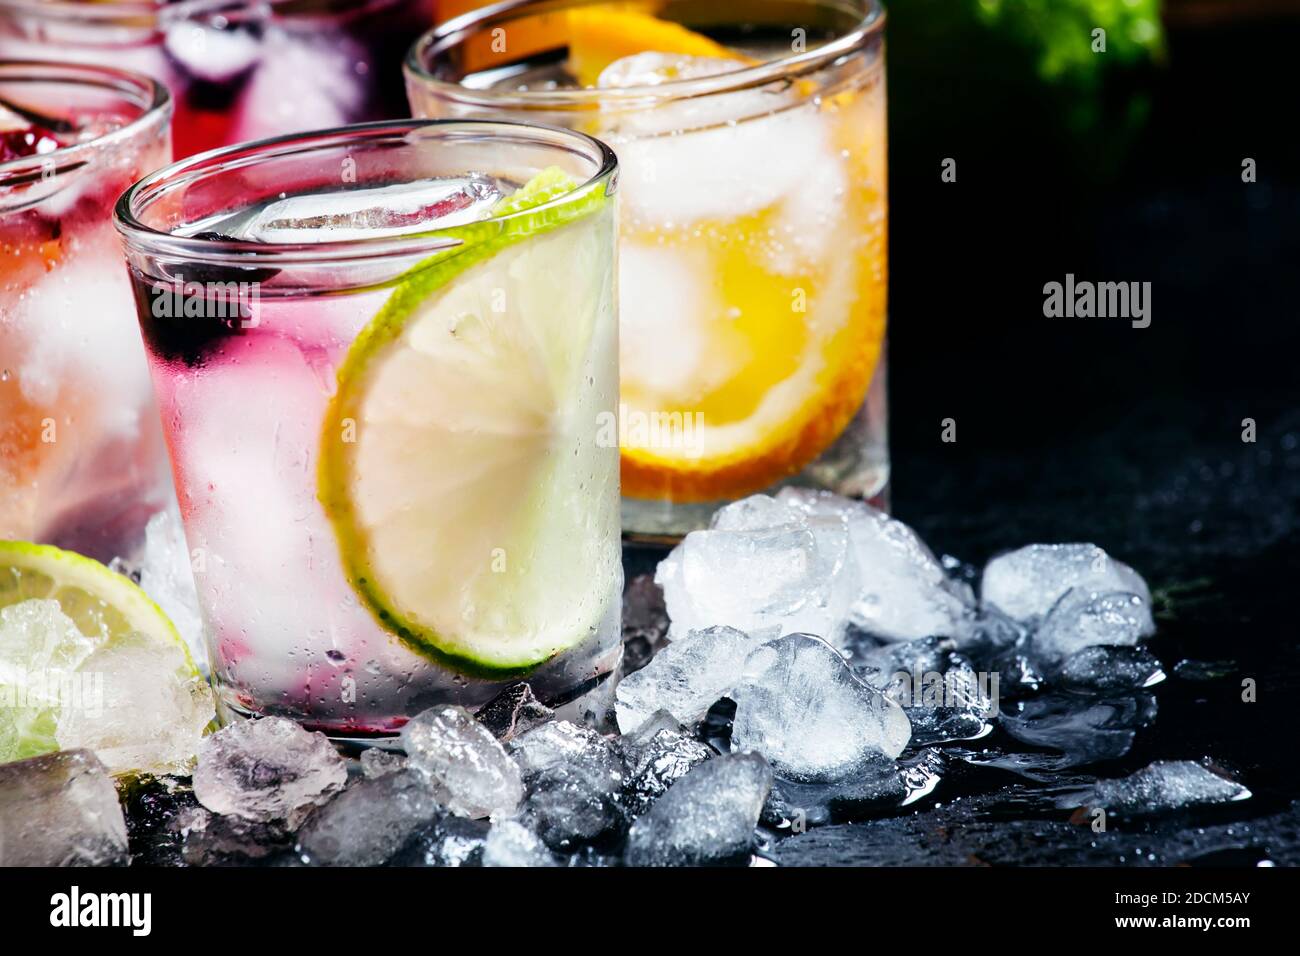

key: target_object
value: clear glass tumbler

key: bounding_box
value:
[115,120,622,739]
[0,61,173,563]
[406,0,889,540]
[0,0,433,158]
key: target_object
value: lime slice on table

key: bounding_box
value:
[0,540,203,765]
[319,168,620,676]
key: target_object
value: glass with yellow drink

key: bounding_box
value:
[408,0,889,539]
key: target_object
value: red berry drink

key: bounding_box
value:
[116,121,621,738]
[0,0,432,158]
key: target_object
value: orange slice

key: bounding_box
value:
[618,204,885,503]
[566,7,745,86]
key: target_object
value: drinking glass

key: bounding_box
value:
[0,0,433,158]
[115,119,621,738]
[0,61,172,562]
[407,0,888,539]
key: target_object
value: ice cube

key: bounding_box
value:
[621,727,715,818]
[520,758,626,852]
[296,769,443,866]
[1001,693,1157,771]
[731,633,911,782]
[55,632,215,776]
[134,505,208,673]
[597,52,744,89]
[506,720,627,850]
[388,815,489,867]
[482,820,557,867]
[0,749,128,866]
[623,752,772,867]
[606,71,821,226]
[180,808,293,866]
[1033,590,1152,665]
[401,705,524,819]
[854,637,994,744]
[980,543,1153,628]
[777,488,976,642]
[0,598,95,763]
[508,720,622,778]
[359,748,407,779]
[655,495,857,645]
[826,749,947,820]
[192,716,347,828]
[231,28,367,142]
[474,682,553,741]
[163,20,263,85]
[614,625,759,734]
[210,177,504,244]
[1056,645,1165,694]
[1086,761,1251,815]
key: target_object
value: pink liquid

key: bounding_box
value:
[0,105,173,560]
[0,0,433,158]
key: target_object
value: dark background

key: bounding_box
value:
[870,1,1300,856]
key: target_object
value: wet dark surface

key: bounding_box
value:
[765,10,1300,866]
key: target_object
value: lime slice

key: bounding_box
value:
[0,540,204,766]
[319,169,619,675]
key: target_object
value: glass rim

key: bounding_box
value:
[0,0,386,24]
[405,0,885,110]
[114,118,619,268]
[0,60,170,188]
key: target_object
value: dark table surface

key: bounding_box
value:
[756,8,1300,865]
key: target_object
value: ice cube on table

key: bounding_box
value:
[401,705,523,819]
[508,720,622,778]
[1086,761,1251,815]
[202,177,504,244]
[614,625,759,734]
[980,543,1153,628]
[623,752,772,867]
[621,728,715,818]
[853,637,993,744]
[519,755,626,852]
[482,819,557,867]
[777,488,975,642]
[795,749,946,821]
[180,808,293,866]
[731,633,912,782]
[1056,644,1165,694]
[359,748,407,779]
[0,749,128,866]
[510,720,627,849]
[1033,590,1152,665]
[388,815,490,867]
[1000,693,1156,772]
[192,716,347,829]
[297,769,443,866]
[55,632,214,776]
[655,495,857,646]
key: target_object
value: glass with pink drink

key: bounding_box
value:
[115,120,622,738]
[0,0,432,158]
[1,61,172,562]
